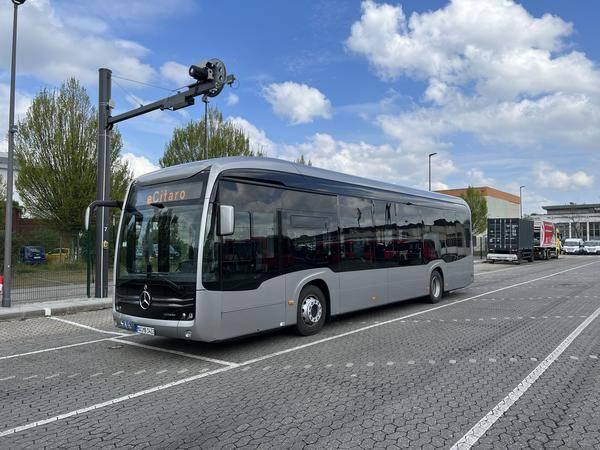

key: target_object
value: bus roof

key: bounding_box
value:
[136,156,467,207]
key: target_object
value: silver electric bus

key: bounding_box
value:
[113,157,473,341]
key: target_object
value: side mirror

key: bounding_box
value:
[218,204,235,236]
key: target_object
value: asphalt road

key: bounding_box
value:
[1,255,600,449]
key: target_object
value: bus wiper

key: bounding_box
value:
[149,273,185,292]
[150,202,165,209]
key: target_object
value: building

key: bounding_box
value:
[436,186,521,219]
[533,203,600,241]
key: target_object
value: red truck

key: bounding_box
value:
[533,220,560,260]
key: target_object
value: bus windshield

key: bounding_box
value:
[117,174,207,287]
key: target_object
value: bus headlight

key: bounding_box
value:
[188,313,194,320]
[184,330,192,339]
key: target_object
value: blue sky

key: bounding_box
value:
[1,0,599,213]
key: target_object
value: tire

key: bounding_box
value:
[295,285,327,336]
[428,271,443,304]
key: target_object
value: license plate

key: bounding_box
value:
[135,325,155,336]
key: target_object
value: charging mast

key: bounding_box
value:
[92,59,233,298]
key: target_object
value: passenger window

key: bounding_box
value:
[281,212,337,271]
[339,196,375,271]
[395,203,423,266]
[218,181,281,290]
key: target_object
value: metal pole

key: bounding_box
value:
[428,157,431,191]
[203,95,209,160]
[428,152,437,192]
[3,3,21,308]
[519,185,525,219]
[95,68,111,298]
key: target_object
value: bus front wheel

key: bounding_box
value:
[296,285,327,336]
[428,271,443,304]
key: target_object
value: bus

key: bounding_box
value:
[112,157,473,341]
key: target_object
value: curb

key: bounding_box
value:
[0,298,112,322]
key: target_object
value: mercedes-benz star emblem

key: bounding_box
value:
[139,284,152,310]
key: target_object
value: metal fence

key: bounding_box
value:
[9,266,113,304]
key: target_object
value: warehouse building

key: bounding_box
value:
[436,186,521,219]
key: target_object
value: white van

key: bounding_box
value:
[562,238,584,255]
[583,240,600,255]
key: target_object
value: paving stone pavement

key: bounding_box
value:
[0,255,599,449]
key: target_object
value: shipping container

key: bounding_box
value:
[487,218,534,264]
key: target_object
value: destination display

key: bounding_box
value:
[134,182,205,206]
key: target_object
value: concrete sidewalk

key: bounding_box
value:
[0,297,111,321]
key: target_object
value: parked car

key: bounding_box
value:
[19,246,46,264]
[46,248,70,264]
[562,238,584,255]
[583,240,600,255]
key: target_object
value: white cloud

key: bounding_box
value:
[226,93,239,106]
[262,82,332,124]
[279,133,456,189]
[465,168,495,186]
[533,162,594,191]
[160,61,193,88]
[121,152,159,178]
[227,116,275,154]
[348,0,600,154]
[0,0,155,85]
[224,114,457,189]
[0,83,32,153]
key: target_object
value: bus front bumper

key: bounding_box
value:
[113,310,196,340]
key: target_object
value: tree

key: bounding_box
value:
[14,78,131,233]
[160,106,261,167]
[460,186,488,235]
[295,154,312,166]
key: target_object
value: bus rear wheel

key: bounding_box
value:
[428,271,443,304]
[296,285,327,336]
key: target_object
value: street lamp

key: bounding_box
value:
[519,185,525,218]
[428,152,437,191]
[2,0,26,308]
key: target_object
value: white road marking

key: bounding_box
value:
[23,375,38,380]
[44,374,60,380]
[0,366,233,438]
[90,372,103,378]
[451,302,600,450]
[67,373,80,379]
[111,371,124,376]
[156,369,168,375]
[0,337,115,361]
[0,376,15,381]
[303,364,312,369]
[133,370,146,375]
[367,362,374,367]
[49,317,128,336]
[590,355,598,359]
[109,338,238,367]
[386,361,394,366]
[176,369,188,374]
[2,259,598,438]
